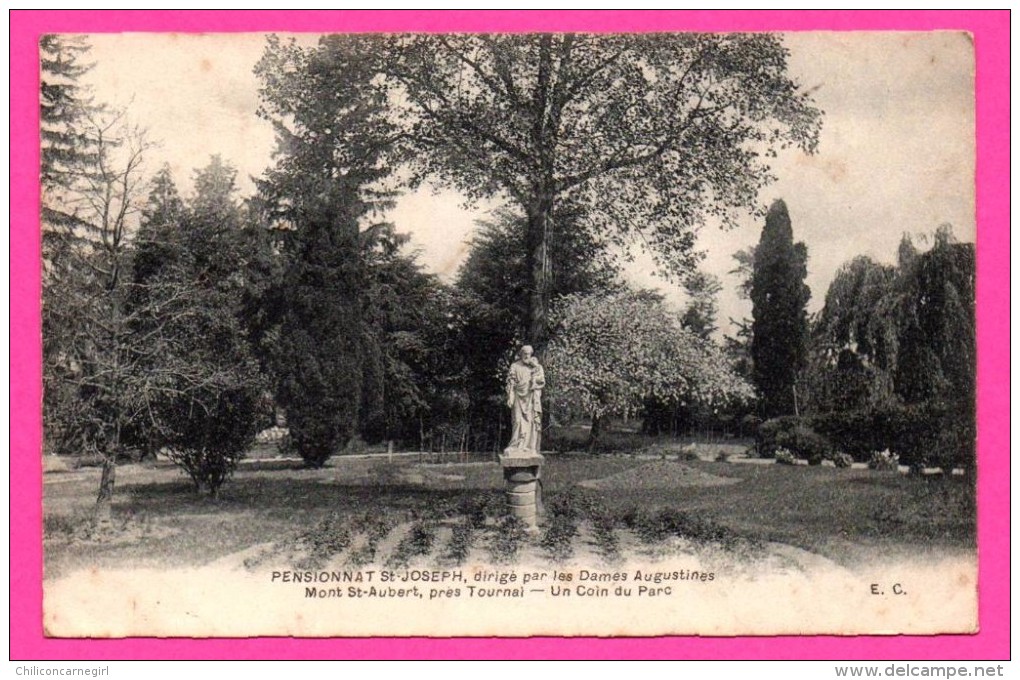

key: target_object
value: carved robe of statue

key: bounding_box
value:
[505,353,545,455]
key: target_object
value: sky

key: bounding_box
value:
[81,31,975,337]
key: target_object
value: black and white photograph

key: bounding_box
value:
[40,30,977,637]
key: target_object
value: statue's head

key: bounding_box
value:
[519,345,534,360]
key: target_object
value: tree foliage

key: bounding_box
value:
[892,227,975,405]
[40,35,105,465]
[360,224,466,446]
[804,255,897,413]
[40,106,154,509]
[805,227,975,413]
[130,157,265,495]
[545,291,753,447]
[680,270,723,340]
[255,35,453,463]
[382,33,822,346]
[722,246,758,383]
[750,199,810,418]
[453,206,621,432]
[40,37,267,502]
[40,34,100,232]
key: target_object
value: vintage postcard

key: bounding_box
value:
[32,23,989,642]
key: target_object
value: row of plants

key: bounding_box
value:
[260,486,755,569]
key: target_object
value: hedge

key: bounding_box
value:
[756,400,975,471]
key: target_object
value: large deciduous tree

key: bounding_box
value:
[40,107,153,511]
[384,33,822,348]
[803,255,898,413]
[750,199,810,418]
[892,227,975,406]
[803,227,975,471]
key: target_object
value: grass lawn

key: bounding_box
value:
[42,450,975,579]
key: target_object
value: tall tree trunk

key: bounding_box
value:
[96,456,116,509]
[587,413,602,453]
[525,35,557,355]
[95,419,121,519]
[525,194,554,353]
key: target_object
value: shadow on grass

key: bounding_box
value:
[114,475,492,521]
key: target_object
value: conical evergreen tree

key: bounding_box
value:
[750,199,810,418]
[40,34,99,208]
[255,35,397,466]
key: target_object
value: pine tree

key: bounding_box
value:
[131,164,185,288]
[750,199,810,418]
[680,271,723,340]
[40,35,99,223]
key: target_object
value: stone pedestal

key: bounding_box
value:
[498,451,544,533]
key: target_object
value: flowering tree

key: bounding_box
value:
[545,291,754,448]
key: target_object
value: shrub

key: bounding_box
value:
[541,512,579,563]
[830,452,854,468]
[541,491,583,562]
[756,416,799,457]
[622,507,742,548]
[346,513,397,567]
[577,495,620,561]
[442,520,476,566]
[774,447,796,465]
[758,417,833,463]
[386,520,437,568]
[297,513,353,568]
[165,447,241,497]
[159,386,262,496]
[622,508,664,543]
[784,425,832,464]
[930,409,976,473]
[753,401,975,471]
[459,491,503,529]
[590,514,620,562]
[868,449,900,471]
[807,409,879,460]
[488,515,527,565]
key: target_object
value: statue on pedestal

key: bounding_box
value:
[504,345,545,456]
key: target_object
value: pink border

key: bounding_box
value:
[11,10,1009,660]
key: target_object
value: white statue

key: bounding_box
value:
[505,345,545,455]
